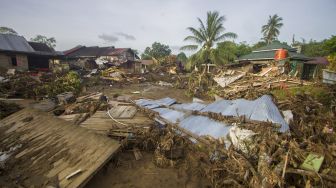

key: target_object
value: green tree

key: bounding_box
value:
[30,35,56,48]
[251,41,267,50]
[301,39,328,57]
[176,52,188,63]
[217,41,252,64]
[181,11,237,66]
[217,41,237,64]
[141,42,171,60]
[236,42,252,57]
[323,35,336,54]
[261,14,283,44]
[0,26,18,35]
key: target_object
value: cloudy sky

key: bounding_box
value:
[1,0,335,54]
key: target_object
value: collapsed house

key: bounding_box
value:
[64,46,141,73]
[238,41,318,79]
[0,34,63,72]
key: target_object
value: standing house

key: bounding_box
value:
[0,34,62,72]
[64,46,141,73]
[238,41,313,79]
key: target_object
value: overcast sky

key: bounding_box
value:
[1,0,335,54]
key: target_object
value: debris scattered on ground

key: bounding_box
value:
[0,101,22,119]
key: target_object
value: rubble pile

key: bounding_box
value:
[133,93,336,187]
[0,72,40,98]
[218,74,311,100]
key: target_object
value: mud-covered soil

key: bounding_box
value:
[85,151,211,188]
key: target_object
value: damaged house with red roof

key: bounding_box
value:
[64,45,141,73]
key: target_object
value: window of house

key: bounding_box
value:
[11,56,17,66]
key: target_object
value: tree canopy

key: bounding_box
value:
[181,11,237,66]
[0,26,18,35]
[261,14,283,44]
[217,41,252,64]
[141,42,171,60]
[30,35,56,48]
[176,52,188,63]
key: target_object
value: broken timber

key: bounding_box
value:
[0,108,120,188]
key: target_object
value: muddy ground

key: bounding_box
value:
[86,151,211,188]
[87,83,193,103]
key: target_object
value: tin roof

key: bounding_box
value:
[0,34,35,53]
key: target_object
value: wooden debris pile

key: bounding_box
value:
[217,73,312,100]
[0,72,40,98]
[134,91,335,187]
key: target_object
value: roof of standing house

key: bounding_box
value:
[64,46,140,59]
[305,57,330,65]
[0,34,62,56]
[238,41,311,62]
[0,34,35,53]
[28,42,55,53]
[64,46,115,58]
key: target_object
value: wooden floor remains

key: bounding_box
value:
[80,110,153,133]
[0,108,120,188]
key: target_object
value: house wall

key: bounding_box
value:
[0,53,29,71]
[119,61,141,73]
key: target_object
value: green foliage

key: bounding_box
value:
[176,52,188,63]
[181,11,237,65]
[324,35,336,54]
[236,42,252,57]
[215,41,252,64]
[217,41,237,64]
[301,40,329,57]
[261,14,283,44]
[30,35,56,48]
[251,41,267,50]
[34,71,81,97]
[0,26,18,35]
[327,53,336,71]
[141,42,172,60]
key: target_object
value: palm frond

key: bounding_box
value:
[184,36,203,44]
[180,45,199,51]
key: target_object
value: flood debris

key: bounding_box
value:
[0,101,22,119]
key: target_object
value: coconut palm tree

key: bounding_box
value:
[181,11,237,66]
[261,14,283,44]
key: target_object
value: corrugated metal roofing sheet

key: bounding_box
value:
[201,95,289,132]
[152,108,186,124]
[180,115,232,139]
[171,102,206,111]
[135,97,176,109]
[0,34,34,53]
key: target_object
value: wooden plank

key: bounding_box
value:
[0,108,120,188]
[119,106,137,119]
